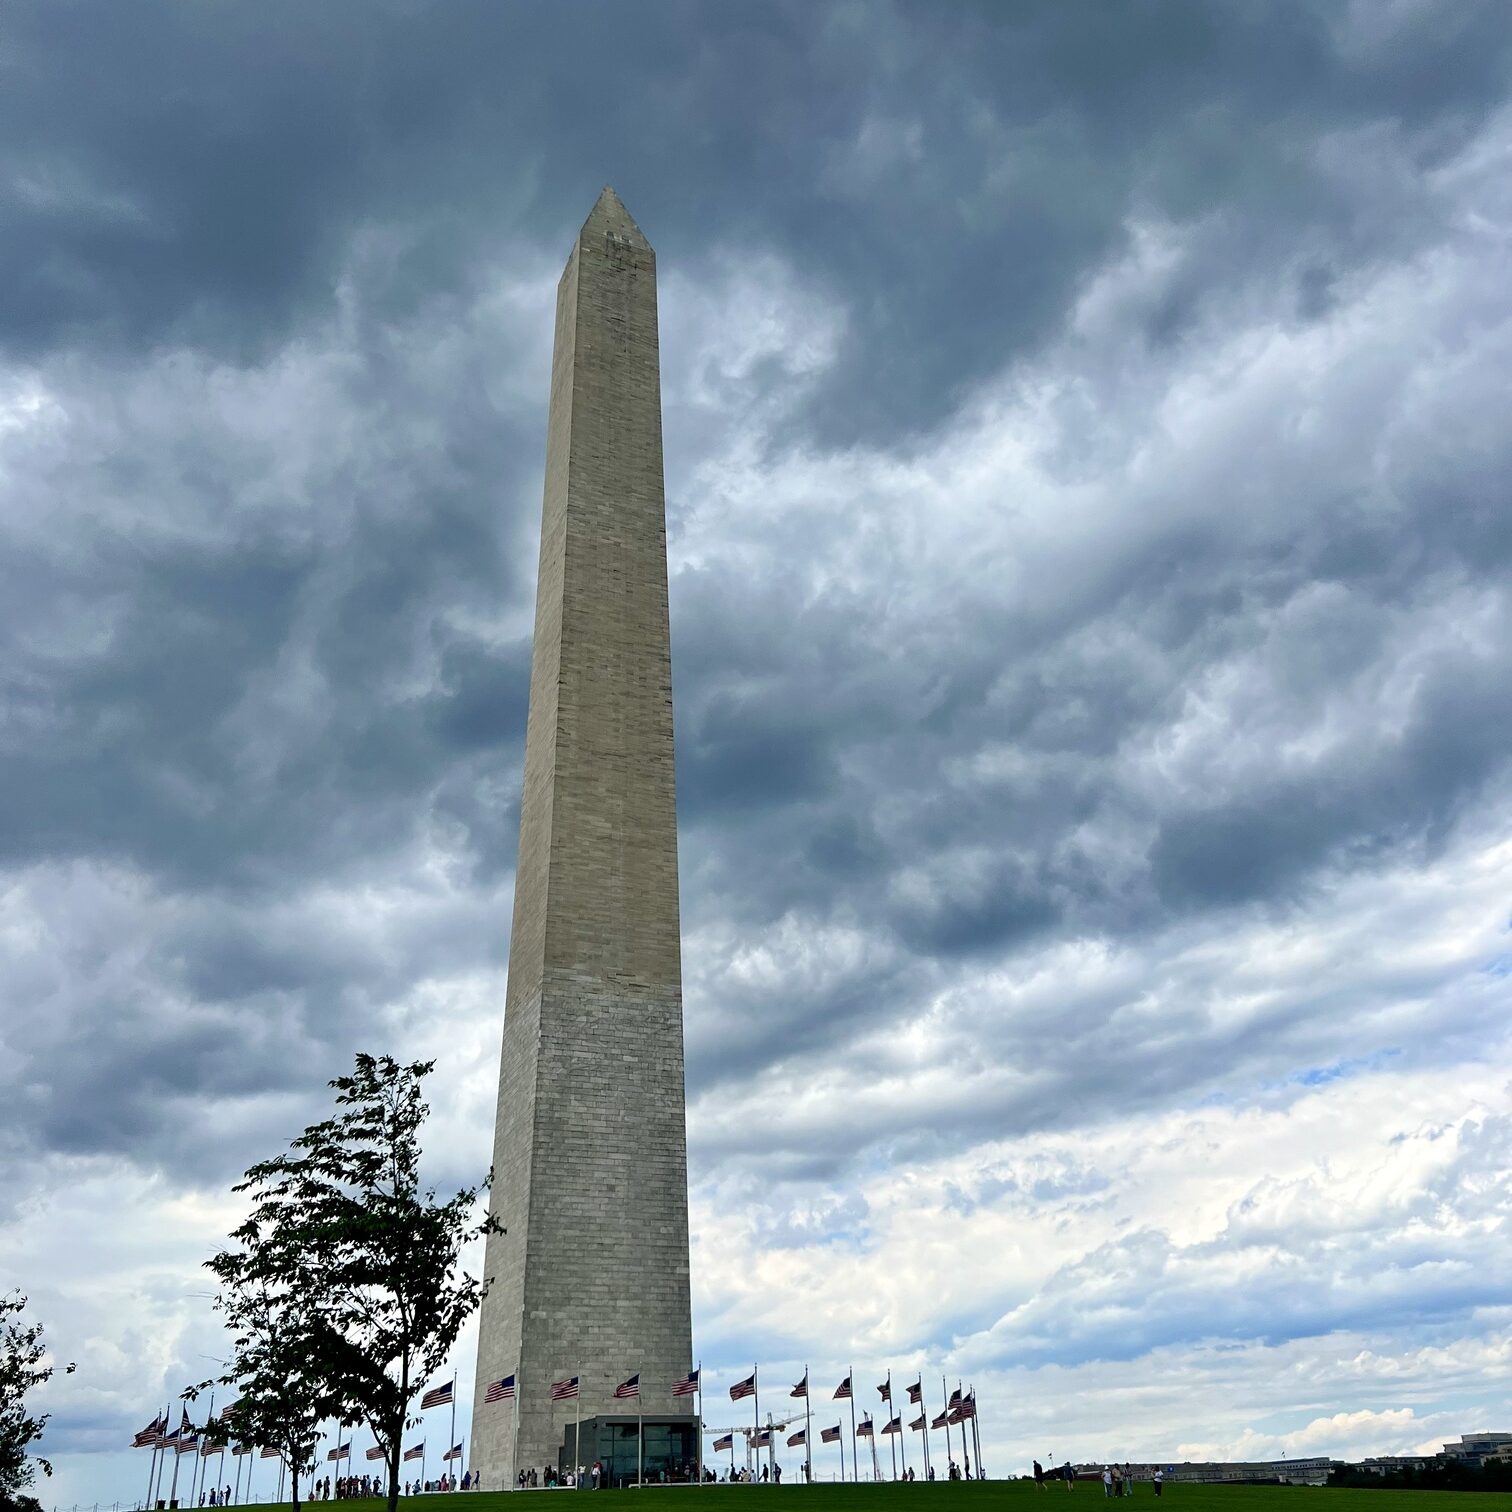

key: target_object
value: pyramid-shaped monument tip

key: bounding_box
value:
[581,184,651,249]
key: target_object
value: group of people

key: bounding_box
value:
[307,1472,472,1498]
[1031,1461,1166,1498]
[195,1485,232,1505]
[720,1463,784,1484]
[515,1465,577,1489]
[309,1476,382,1499]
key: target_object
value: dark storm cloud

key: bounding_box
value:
[1,0,1510,1198]
[8,1,1511,437]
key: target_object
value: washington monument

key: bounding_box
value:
[470,189,693,1485]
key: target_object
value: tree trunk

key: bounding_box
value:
[387,1435,401,1512]
[290,1460,301,1512]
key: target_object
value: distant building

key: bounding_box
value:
[1442,1435,1512,1468]
[1357,1456,1441,1475]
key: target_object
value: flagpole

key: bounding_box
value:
[804,1366,812,1484]
[695,1364,703,1487]
[145,1419,161,1511]
[151,1413,168,1511]
[192,1392,213,1509]
[146,1439,157,1511]
[919,1384,931,1482]
[449,1374,457,1490]
[751,1366,760,1481]
[637,1384,644,1489]
[511,1374,521,1493]
[970,1387,983,1479]
[168,1427,183,1509]
[941,1376,954,1476]
[896,1372,909,1481]
[847,1368,858,1484]
[886,1372,897,1481]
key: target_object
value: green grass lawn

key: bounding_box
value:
[234,1481,1512,1512]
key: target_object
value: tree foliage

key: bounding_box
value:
[187,1290,334,1512]
[0,1292,74,1512]
[206,1055,499,1512]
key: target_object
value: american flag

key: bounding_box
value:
[881,1416,902,1436]
[820,1426,842,1445]
[960,1393,978,1419]
[202,1437,226,1457]
[907,1380,923,1404]
[930,1412,948,1430]
[787,1429,806,1448]
[420,1381,454,1410]
[833,1375,852,1400]
[366,1446,387,1462]
[948,1387,963,1410]
[443,1445,463,1462]
[856,1417,874,1438]
[753,1431,771,1448]
[327,1443,350,1461]
[671,1369,699,1398]
[790,1373,807,1399]
[729,1372,756,1402]
[232,1445,253,1458]
[713,1435,733,1453]
[484,1375,517,1404]
[260,1447,281,1460]
[133,1414,166,1448]
[403,1444,425,1463]
[910,1415,926,1432]
[175,1435,200,1457]
[877,1380,891,1402]
[550,1376,579,1402]
[613,1374,640,1400]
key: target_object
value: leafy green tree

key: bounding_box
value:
[0,1292,74,1512]
[187,1288,333,1512]
[206,1055,499,1512]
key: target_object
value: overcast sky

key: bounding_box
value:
[4,1,1512,1502]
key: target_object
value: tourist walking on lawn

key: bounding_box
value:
[1154,1471,1164,1499]
[1035,1460,1047,1489]
[1103,1468,1114,1497]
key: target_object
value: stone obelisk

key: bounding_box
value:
[470,188,692,1486]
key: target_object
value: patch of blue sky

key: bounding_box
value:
[1288,1048,1401,1088]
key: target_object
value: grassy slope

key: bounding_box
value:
[256,1482,1512,1512]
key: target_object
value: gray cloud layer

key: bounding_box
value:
[2,0,1511,1494]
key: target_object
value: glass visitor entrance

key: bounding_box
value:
[559,1415,700,1487]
